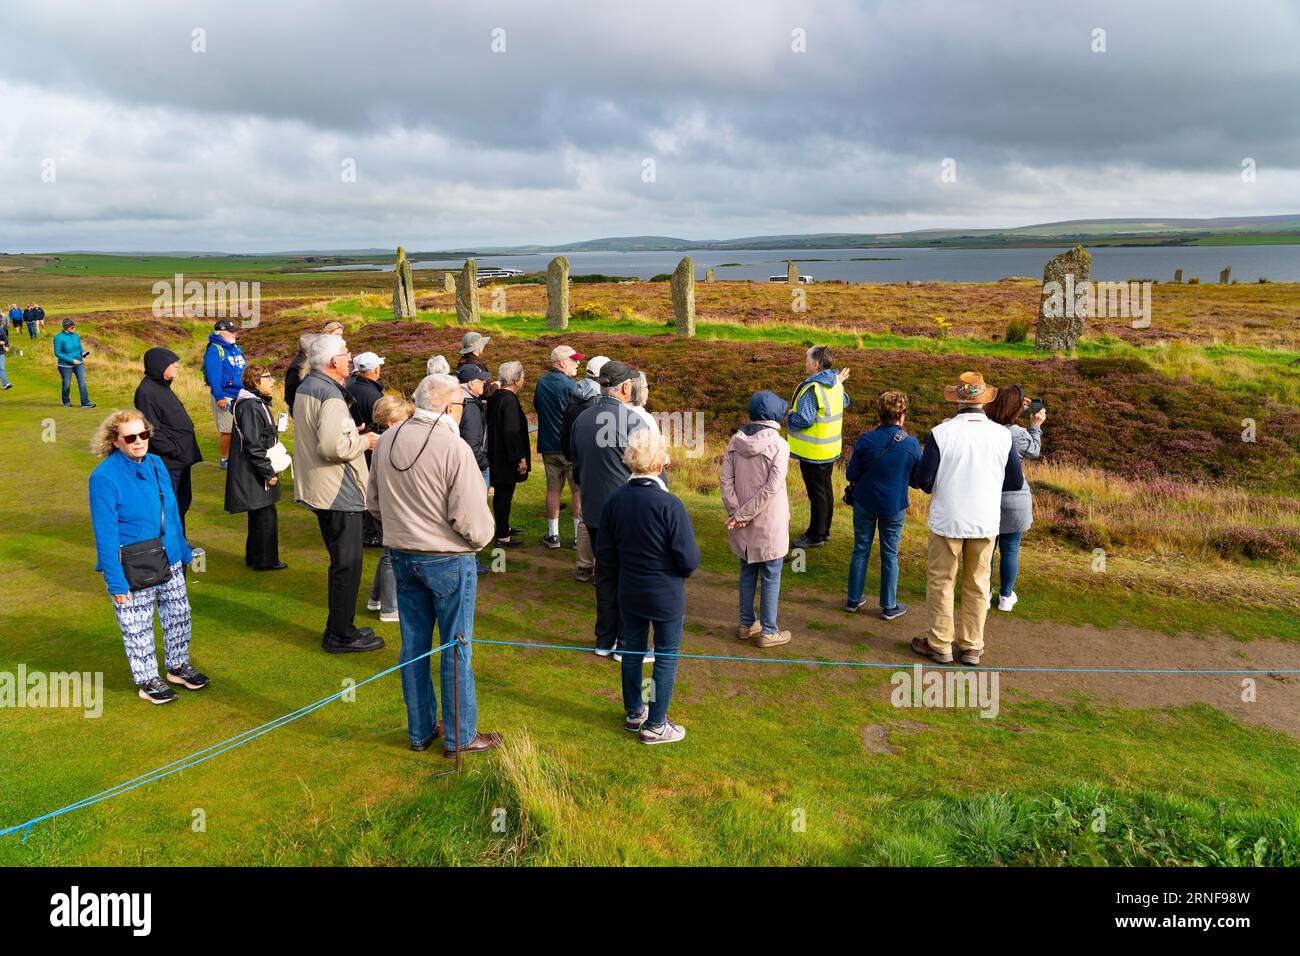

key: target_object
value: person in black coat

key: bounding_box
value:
[485,361,531,546]
[133,347,204,530]
[596,429,700,745]
[225,364,285,570]
[346,352,386,547]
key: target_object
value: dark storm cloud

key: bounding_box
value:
[0,0,1296,250]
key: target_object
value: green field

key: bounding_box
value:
[0,264,1297,865]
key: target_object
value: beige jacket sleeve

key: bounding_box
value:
[318,393,367,464]
[366,430,387,520]
[448,440,496,551]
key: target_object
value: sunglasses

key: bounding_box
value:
[121,430,151,443]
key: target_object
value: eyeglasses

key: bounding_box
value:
[121,430,151,443]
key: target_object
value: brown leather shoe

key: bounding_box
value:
[444,731,503,757]
[959,649,982,665]
[410,721,444,751]
[910,636,954,664]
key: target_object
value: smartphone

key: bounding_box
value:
[1029,398,1045,414]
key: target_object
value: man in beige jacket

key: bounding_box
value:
[293,333,381,654]
[367,373,502,757]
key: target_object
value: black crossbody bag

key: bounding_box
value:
[843,429,909,505]
[119,460,172,591]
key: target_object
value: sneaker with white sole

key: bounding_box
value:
[165,662,209,690]
[880,602,909,621]
[737,621,761,641]
[638,718,686,745]
[594,646,614,658]
[753,629,791,648]
[367,598,381,611]
[624,706,649,732]
[542,534,561,550]
[378,611,399,622]
[997,592,1018,612]
[138,677,179,704]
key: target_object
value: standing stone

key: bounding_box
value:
[456,259,480,325]
[443,271,455,293]
[705,267,715,282]
[670,256,695,337]
[546,256,570,330]
[787,261,799,284]
[1220,267,1232,284]
[1173,268,1183,283]
[1034,245,1092,352]
[392,246,417,319]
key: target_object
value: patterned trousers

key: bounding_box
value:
[112,562,192,685]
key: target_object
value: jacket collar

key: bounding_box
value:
[629,474,667,492]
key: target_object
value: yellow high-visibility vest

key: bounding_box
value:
[787,379,845,462]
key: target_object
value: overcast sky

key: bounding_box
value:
[1,0,1297,252]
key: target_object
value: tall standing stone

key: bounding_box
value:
[546,256,570,330]
[1034,245,1092,352]
[705,267,715,282]
[456,259,480,325]
[787,261,799,284]
[670,256,695,337]
[443,271,455,293]
[393,246,417,319]
[1173,268,1183,283]
[1220,267,1232,284]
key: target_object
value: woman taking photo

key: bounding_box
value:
[486,360,531,547]
[985,385,1045,611]
[89,409,207,704]
[226,365,285,571]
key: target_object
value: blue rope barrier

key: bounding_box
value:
[0,639,457,842]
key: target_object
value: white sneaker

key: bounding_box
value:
[594,647,613,658]
[997,592,1018,612]
[367,599,381,611]
[378,611,400,622]
[638,718,686,745]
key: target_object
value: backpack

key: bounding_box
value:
[203,342,225,388]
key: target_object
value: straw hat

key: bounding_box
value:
[943,371,998,404]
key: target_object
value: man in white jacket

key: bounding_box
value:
[908,372,1024,665]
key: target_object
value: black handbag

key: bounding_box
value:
[843,429,909,505]
[119,461,172,591]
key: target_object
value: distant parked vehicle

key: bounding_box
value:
[767,274,815,284]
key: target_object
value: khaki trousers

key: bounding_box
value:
[925,533,996,653]
[575,518,595,575]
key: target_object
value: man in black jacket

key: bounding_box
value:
[347,351,386,546]
[457,365,491,485]
[133,347,204,530]
[570,361,647,653]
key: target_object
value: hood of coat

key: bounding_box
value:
[802,368,840,390]
[236,387,270,405]
[143,347,179,385]
[747,389,789,423]
[730,422,783,457]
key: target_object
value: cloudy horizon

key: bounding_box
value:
[1,0,1298,253]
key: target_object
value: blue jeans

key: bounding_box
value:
[0,351,8,387]
[992,531,1024,598]
[620,612,683,728]
[481,467,490,489]
[368,547,397,615]
[847,504,906,609]
[739,558,783,633]
[26,321,37,340]
[390,551,479,750]
[58,363,90,405]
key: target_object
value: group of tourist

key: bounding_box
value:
[8,302,47,338]
[82,312,1046,749]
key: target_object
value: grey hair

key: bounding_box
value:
[498,360,524,386]
[307,333,345,372]
[426,354,450,376]
[413,373,460,412]
[630,371,648,407]
[297,332,319,351]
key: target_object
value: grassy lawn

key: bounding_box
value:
[2,323,1299,866]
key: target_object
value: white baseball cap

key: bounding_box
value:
[584,355,610,379]
[353,352,385,372]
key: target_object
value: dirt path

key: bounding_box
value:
[480,547,1300,738]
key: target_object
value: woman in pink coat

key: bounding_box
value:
[720,391,793,649]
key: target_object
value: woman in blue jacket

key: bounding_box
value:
[844,390,921,620]
[89,409,208,704]
[595,429,701,746]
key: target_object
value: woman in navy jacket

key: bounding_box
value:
[88,409,208,705]
[595,429,700,746]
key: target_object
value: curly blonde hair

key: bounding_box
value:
[623,427,667,475]
[91,409,151,457]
